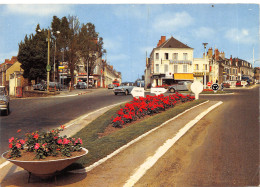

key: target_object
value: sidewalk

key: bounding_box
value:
[0,100,222,186]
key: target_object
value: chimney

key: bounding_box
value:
[207,47,213,58]
[161,36,166,43]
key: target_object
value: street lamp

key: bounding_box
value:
[37,28,60,91]
[202,43,208,89]
[53,31,60,82]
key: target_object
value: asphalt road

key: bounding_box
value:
[0,89,132,155]
[136,86,259,186]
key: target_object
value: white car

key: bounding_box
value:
[0,86,10,115]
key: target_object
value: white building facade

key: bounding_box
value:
[146,36,194,87]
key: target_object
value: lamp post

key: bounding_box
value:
[53,31,60,82]
[202,43,208,89]
[47,29,51,91]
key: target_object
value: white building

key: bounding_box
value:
[146,36,194,88]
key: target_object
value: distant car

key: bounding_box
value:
[236,81,242,87]
[76,82,87,89]
[222,82,230,88]
[113,82,135,95]
[168,81,192,93]
[0,86,10,115]
[49,82,62,91]
[33,83,46,91]
[108,84,114,89]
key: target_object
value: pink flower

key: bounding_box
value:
[16,143,21,149]
[34,143,40,150]
[19,139,26,145]
[33,133,39,140]
[9,144,13,148]
[63,138,70,145]
[42,143,47,148]
[9,137,14,143]
[57,139,63,144]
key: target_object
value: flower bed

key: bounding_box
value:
[111,93,195,128]
[6,126,83,160]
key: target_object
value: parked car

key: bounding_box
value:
[168,81,192,93]
[236,81,242,87]
[113,82,135,95]
[76,82,87,89]
[222,82,230,88]
[0,86,10,115]
[108,84,114,89]
[49,82,62,91]
[33,83,46,91]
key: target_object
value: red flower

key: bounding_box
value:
[9,144,13,148]
[19,139,26,145]
[63,138,70,145]
[9,137,14,143]
[16,143,21,149]
[33,133,39,140]
[57,139,63,144]
[34,143,40,150]
[17,129,21,133]
[60,125,65,130]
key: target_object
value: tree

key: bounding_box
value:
[78,23,106,86]
[18,24,48,83]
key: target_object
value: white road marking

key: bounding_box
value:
[123,101,223,187]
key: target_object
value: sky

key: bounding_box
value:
[0,3,259,82]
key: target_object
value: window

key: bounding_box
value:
[173,53,178,60]
[183,53,188,60]
[164,64,168,73]
[183,64,187,73]
[165,53,169,60]
[203,64,207,70]
[155,64,159,73]
[195,64,199,70]
[156,53,159,60]
[174,65,178,73]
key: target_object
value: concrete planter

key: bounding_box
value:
[2,148,88,178]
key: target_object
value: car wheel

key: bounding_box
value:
[169,88,175,93]
[114,92,118,95]
[6,104,9,116]
[125,90,129,95]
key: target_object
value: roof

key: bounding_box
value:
[157,36,192,49]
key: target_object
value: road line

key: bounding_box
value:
[69,100,210,174]
[0,161,10,169]
[123,101,223,187]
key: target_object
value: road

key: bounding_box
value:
[136,87,259,186]
[0,89,132,155]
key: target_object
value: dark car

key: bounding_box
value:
[76,82,87,89]
[108,84,114,89]
[222,82,230,88]
[168,81,192,93]
[0,86,10,115]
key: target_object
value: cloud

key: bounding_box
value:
[4,4,73,16]
[103,37,122,52]
[225,28,256,44]
[152,11,194,33]
[192,27,215,39]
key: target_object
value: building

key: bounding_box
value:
[146,36,194,87]
[103,61,122,87]
[0,56,17,87]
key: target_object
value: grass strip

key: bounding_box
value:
[71,99,206,168]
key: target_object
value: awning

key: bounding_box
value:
[174,73,194,80]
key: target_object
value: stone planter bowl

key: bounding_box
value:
[2,148,88,177]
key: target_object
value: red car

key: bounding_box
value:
[236,81,242,87]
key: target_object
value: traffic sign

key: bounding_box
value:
[58,66,65,69]
[46,64,51,72]
[191,81,203,100]
[207,82,211,87]
[211,83,219,92]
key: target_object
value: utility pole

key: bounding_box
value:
[47,29,50,91]
[202,43,208,89]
